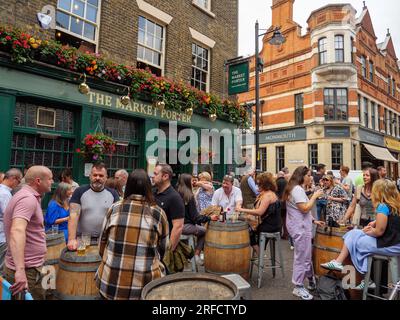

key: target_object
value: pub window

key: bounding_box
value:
[294,93,304,125]
[383,107,387,133]
[334,35,344,63]
[308,144,318,170]
[394,114,398,138]
[361,56,367,78]
[369,60,374,82]
[102,116,140,177]
[260,147,267,172]
[191,43,210,92]
[386,109,391,135]
[363,97,369,128]
[377,105,382,132]
[276,146,285,173]
[137,16,165,77]
[390,111,395,137]
[371,101,376,131]
[331,144,343,171]
[56,0,100,49]
[324,88,348,121]
[318,38,327,65]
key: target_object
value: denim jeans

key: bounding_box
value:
[316,199,327,221]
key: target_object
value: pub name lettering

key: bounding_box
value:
[88,92,192,123]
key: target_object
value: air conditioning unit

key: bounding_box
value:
[37,107,56,128]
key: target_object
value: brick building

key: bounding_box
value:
[239,0,400,178]
[0,0,240,188]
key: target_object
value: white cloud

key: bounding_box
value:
[239,0,400,58]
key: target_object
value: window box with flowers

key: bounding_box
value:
[76,133,116,164]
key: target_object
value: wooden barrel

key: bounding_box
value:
[204,221,251,280]
[313,226,362,300]
[55,246,101,300]
[141,272,239,300]
[44,232,65,275]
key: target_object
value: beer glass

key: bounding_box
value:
[51,225,59,235]
[77,237,86,256]
[82,233,91,249]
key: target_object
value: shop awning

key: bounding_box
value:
[362,144,399,163]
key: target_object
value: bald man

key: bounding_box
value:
[3,166,53,299]
[114,169,128,197]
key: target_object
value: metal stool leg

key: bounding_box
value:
[389,257,399,288]
[270,239,276,278]
[374,259,382,297]
[258,234,266,289]
[363,256,373,300]
[275,234,285,278]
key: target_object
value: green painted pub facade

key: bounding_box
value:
[0,56,238,187]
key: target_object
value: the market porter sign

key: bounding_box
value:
[228,61,249,95]
[87,91,192,124]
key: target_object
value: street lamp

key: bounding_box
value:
[255,21,286,173]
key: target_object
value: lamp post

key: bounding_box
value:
[255,21,286,173]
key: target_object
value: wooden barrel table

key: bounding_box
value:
[142,273,239,300]
[44,232,65,275]
[204,221,251,280]
[313,226,362,300]
[55,246,101,300]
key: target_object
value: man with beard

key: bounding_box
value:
[67,163,119,250]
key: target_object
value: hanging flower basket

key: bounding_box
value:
[76,133,116,163]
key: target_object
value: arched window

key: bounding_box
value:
[318,38,327,65]
[335,35,344,62]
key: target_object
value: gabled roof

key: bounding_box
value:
[356,7,377,39]
[380,32,398,60]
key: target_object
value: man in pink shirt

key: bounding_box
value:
[3,166,53,299]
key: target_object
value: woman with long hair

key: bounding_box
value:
[341,168,379,227]
[45,182,73,242]
[321,179,400,289]
[96,169,169,300]
[239,173,281,256]
[177,173,217,266]
[283,166,325,300]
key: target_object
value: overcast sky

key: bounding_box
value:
[238,0,400,58]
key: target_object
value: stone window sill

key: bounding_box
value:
[192,2,216,18]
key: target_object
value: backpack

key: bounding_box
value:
[316,275,347,300]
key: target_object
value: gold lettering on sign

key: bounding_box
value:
[96,94,105,106]
[88,92,96,104]
[115,98,124,109]
[133,102,140,113]
[105,96,112,107]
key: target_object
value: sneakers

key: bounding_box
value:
[293,286,314,300]
[307,277,317,291]
[354,280,376,290]
[194,255,204,266]
[320,260,344,272]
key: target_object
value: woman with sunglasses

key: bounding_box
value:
[322,175,349,225]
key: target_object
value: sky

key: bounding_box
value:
[238,0,400,58]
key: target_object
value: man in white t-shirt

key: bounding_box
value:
[211,175,243,218]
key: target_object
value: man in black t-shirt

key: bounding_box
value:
[153,164,185,251]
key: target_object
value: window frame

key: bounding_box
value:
[393,79,396,97]
[334,35,344,63]
[363,97,369,128]
[308,144,318,171]
[193,0,211,11]
[56,0,102,47]
[324,88,348,121]
[137,15,166,76]
[276,146,285,174]
[331,143,343,171]
[260,147,267,172]
[318,37,328,65]
[294,93,304,125]
[361,56,367,78]
[369,60,374,82]
[371,101,376,131]
[191,42,210,92]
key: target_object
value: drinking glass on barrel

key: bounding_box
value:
[82,233,91,249]
[77,237,86,256]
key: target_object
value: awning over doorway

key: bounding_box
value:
[362,144,399,163]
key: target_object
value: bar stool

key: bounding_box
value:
[180,234,197,272]
[222,274,252,300]
[362,254,399,300]
[250,232,285,288]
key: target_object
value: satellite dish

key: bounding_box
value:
[37,12,52,29]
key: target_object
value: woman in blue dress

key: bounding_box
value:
[45,182,73,242]
[321,179,400,289]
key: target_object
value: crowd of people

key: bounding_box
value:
[0,160,399,300]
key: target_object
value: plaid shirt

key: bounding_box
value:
[96,195,169,300]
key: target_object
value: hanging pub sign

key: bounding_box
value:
[228,61,249,95]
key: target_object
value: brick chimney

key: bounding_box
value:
[272,0,294,26]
